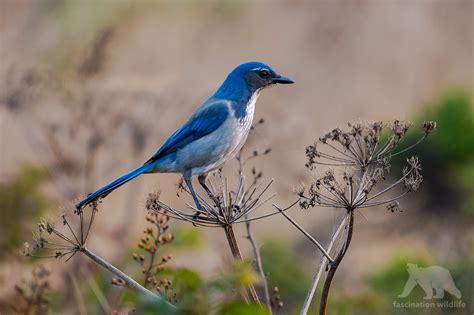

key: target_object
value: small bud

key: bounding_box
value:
[163,233,173,242]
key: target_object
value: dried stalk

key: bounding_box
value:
[81,247,176,310]
[276,206,334,263]
[300,214,348,315]
[245,220,272,313]
[319,211,354,315]
[224,225,261,304]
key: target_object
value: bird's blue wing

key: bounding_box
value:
[145,101,229,164]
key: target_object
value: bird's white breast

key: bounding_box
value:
[175,93,258,175]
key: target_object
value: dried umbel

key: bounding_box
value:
[147,171,280,228]
[12,265,51,314]
[300,120,433,212]
[293,119,435,315]
[24,202,99,261]
[306,120,434,171]
[24,201,175,308]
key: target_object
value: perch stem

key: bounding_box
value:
[300,214,348,315]
[319,210,354,315]
[80,247,175,309]
[224,225,261,304]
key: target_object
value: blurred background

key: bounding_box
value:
[0,0,472,314]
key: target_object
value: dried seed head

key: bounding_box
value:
[391,119,411,138]
[422,121,437,134]
[23,242,31,256]
[387,201,402,213]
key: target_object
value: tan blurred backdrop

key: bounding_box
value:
[0,0,472,313]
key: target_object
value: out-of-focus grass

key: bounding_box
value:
[366,254,433,302]
[0,165,49,256]
[169,227,203,249]
[261,240,311,313]
[119,260,262,314]
[326,253,473,315]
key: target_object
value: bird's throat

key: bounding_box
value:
[232,90,258,123]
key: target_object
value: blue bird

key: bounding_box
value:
[75,61,293,211]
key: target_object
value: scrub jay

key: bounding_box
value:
[75,61,293,211]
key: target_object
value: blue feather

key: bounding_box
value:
[75,163,154,209]
[145,101,229,164]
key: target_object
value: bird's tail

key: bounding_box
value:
[75,163,154,210]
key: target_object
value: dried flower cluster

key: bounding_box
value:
[24,203,99,261]
[270,286,284,309]
[290,119,436,315]
[147,172,277,228]
[130,207,176,302]
[299,120,431,212]
[12,265,51,314]
[24,202,176,309]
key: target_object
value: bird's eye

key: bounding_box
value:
[258,69,270,78]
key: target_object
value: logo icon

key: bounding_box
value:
[398,263,462,299]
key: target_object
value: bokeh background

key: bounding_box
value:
[0,1,473,314]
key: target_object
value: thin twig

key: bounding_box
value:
[300,214,348,315]
[80,247,176,310]
[245,219,272,313]
[82,268,111,313]
[275,205,334,263]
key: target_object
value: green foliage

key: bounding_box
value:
[126,261,259,314]
[328,291,386,315]
[218,302,268,315]
[448,256,474,310]
[170,227,204,249]
[128,294,180,315]
[395,88,474,214]
[260,241,311,311]
[346,253,474,315]
[418,89,474,164]
[0,165,49,255]
[366,254,432,301]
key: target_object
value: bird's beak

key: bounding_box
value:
[273,75,294,84]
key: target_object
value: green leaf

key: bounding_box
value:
[218,302,268,315]
[170,227,203,249]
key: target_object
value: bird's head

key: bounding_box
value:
[215,61,293,99]
[233,61,294,90]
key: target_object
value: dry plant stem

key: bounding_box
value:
[245,220,272,314]
[300,214,348,315]
[277,207,334,263]
[223,225,261,304]
[319,211,354,315]
[80,247,176,309]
